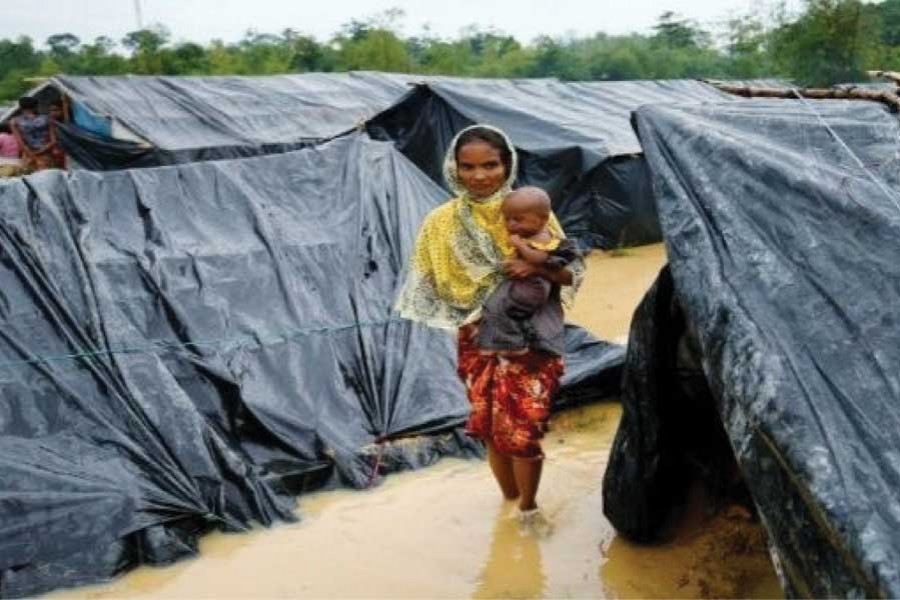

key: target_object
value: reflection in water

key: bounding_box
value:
[47,402,781,600]
[472,502,545,599]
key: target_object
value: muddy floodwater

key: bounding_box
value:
[52,244,782,599]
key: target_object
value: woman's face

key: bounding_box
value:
[456,140,508,199]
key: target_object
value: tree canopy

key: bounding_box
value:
[1,1,898,103]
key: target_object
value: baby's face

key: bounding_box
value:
[502,203,547,238]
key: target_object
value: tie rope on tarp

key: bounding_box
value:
[0,317,408,372]
[791,87,900,217]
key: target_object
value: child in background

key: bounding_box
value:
[49,102,64,122]
[11,96,63,172]
[48,102,67,169]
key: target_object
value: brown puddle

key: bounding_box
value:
[567,244,670,343]
[50,244,783,599]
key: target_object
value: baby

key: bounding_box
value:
[476,186,578,356]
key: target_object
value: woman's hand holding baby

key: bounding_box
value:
[504,257,574,286]
[503,258,538,279]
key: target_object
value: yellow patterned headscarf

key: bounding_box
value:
[395,124,583,329]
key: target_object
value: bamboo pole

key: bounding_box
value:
[866,70,900,86]
[62,94,71,124]
[705,80,900,113]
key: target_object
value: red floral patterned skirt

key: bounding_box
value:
[458,322,564,460]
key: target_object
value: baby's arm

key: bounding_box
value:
[509,234,549,265]
[503,236,578,285]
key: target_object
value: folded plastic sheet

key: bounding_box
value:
[70,99,112,137]
[368,79,733,248]
[0,133,622,597]
[56,121,312,171]
[57,121,160,170]
[613,99,900,597]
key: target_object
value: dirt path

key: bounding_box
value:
[51,243,782,599]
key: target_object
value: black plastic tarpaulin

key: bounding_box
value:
[51,73,412,163]
[56,121,162,170]
[56,72,411,146]
[604,98,900,597]
[0,133,623,597]
[56,119,312,171]
[367,79,734,249]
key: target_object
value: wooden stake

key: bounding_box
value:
[62,94,71,123]
[866,70,900,86]
[704,80,900,113]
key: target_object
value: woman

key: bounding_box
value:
[10,96,63,172]
[396,124,583,527]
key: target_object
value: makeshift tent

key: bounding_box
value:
[603,98,900,598]
[367,78,735,249]
[9,73,742,248]
[0,133,622,597]
[23,73,562,172]
[13,73,413,170]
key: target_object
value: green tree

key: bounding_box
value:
[413,37,473,75]
[0,36,41,80]
[122,26,171,74]
[584,35,651,80]
[530,36,588,79]
[0,37,42,100]
[46,33,81,62]
[165,42,209,74]
[207,40,239,74]
[71,36,129,75]
[0,0,897,103]
[770,0,882,86]
[332,10,411,72]
[723,15,771,78]
[235,31,292,74]
[874,0,900,45]
[334,28,411,72]
[283,30,333,72]
[652,12,709,48]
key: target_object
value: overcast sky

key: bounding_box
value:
[1,0,799,47]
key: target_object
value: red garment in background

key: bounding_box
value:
[0,133,19,158]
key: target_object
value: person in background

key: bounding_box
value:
[0,122,23,177]
[10,96,63,172]
[0,122,20,160]
[48,101,67,169]
[49,102,64,122]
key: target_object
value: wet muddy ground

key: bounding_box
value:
[51,244,782,599]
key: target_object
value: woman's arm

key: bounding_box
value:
[536,264,573,286]
[503,258,573,286]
